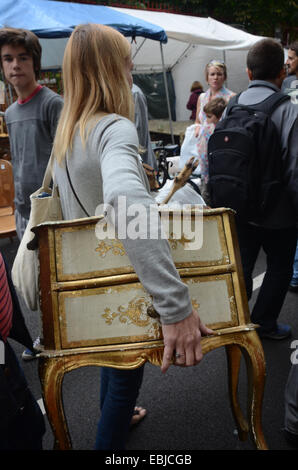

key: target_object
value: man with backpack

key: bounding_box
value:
[208,38,298,339]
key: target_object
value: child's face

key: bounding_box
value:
[1,44,36,91]
[206,113,219,125]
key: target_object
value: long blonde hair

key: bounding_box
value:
[54,23,134,163]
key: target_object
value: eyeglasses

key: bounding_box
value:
[207,59,225,67]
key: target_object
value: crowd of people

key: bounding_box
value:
[0,23,298,450]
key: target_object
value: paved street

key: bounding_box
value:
[1,235,297,451]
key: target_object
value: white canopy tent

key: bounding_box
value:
[111,8,266,121]
[37,7,270,123]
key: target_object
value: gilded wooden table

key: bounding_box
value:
[35,208,267,450]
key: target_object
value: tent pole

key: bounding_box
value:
[223,50,228,88]
[171,44,195,70]
[160,42,175,144]
[132,38,146,60]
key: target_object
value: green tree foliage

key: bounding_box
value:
[212,0,298,38]
[60,0,298,42]
[118,0,298,40]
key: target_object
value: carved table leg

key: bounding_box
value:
[239,331,268,450]
[225,344,249,441]
[38,348,160,450]
[39,356,72,450]
[37,335,267,450]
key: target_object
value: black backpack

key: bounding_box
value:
[207,90,290,221]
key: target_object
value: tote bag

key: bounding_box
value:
[179,124,201,176]
[12,153,63,311]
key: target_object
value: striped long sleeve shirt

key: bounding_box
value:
[0,253,13,342]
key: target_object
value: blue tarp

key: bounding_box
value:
[0,0,167,42]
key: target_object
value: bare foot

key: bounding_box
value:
[130,406,147,426]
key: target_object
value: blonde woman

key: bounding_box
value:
[195,60,235,134]
[53,24,212,450]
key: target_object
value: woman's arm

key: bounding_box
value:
[98,118,212,371]
[195,94,201,125]
[99,119,192,323]
[194,95,202,137]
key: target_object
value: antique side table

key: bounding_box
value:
[34,208,267,450]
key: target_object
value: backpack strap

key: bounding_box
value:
[226,92,241,115]
[227,89,290,117]
[251,91,290,116]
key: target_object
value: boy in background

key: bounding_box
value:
[0,27,63,240]
[195,97,226,202]
[0,27,63,360]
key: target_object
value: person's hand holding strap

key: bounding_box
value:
[161,309,213,373]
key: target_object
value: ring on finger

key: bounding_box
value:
[175,352,185,359]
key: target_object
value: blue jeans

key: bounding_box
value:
[95,365,144,450]
[291,240,298,286]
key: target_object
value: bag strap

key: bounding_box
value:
[65,158,90,217]
[187,179,201,195]
[42,149,56,190]
[65,116,120,218]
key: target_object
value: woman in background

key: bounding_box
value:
[195,60,235,132]
[186,80,204,120]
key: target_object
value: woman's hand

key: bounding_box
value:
[161,309,214,373]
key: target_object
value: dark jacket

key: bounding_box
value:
[0,254,42,440]
[186,88,203,120]
[3,256,34,351]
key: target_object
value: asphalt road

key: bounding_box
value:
[1,235,297,452]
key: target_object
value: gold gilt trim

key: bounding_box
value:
[170,215,230,268]
[95,239,126,257]
[55,227,134,282]
[58,283,163,349]
[38,325,259,359]
[54,213,232,283]
[102,295,156,329]
[38,327,267,451]
[101,296,161,348]
[216,215,230,264]
[51,264,237,293]
[168,232,194,249]
[57,273,239,350]
[184,273,239,330]
[191,298,200,311]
